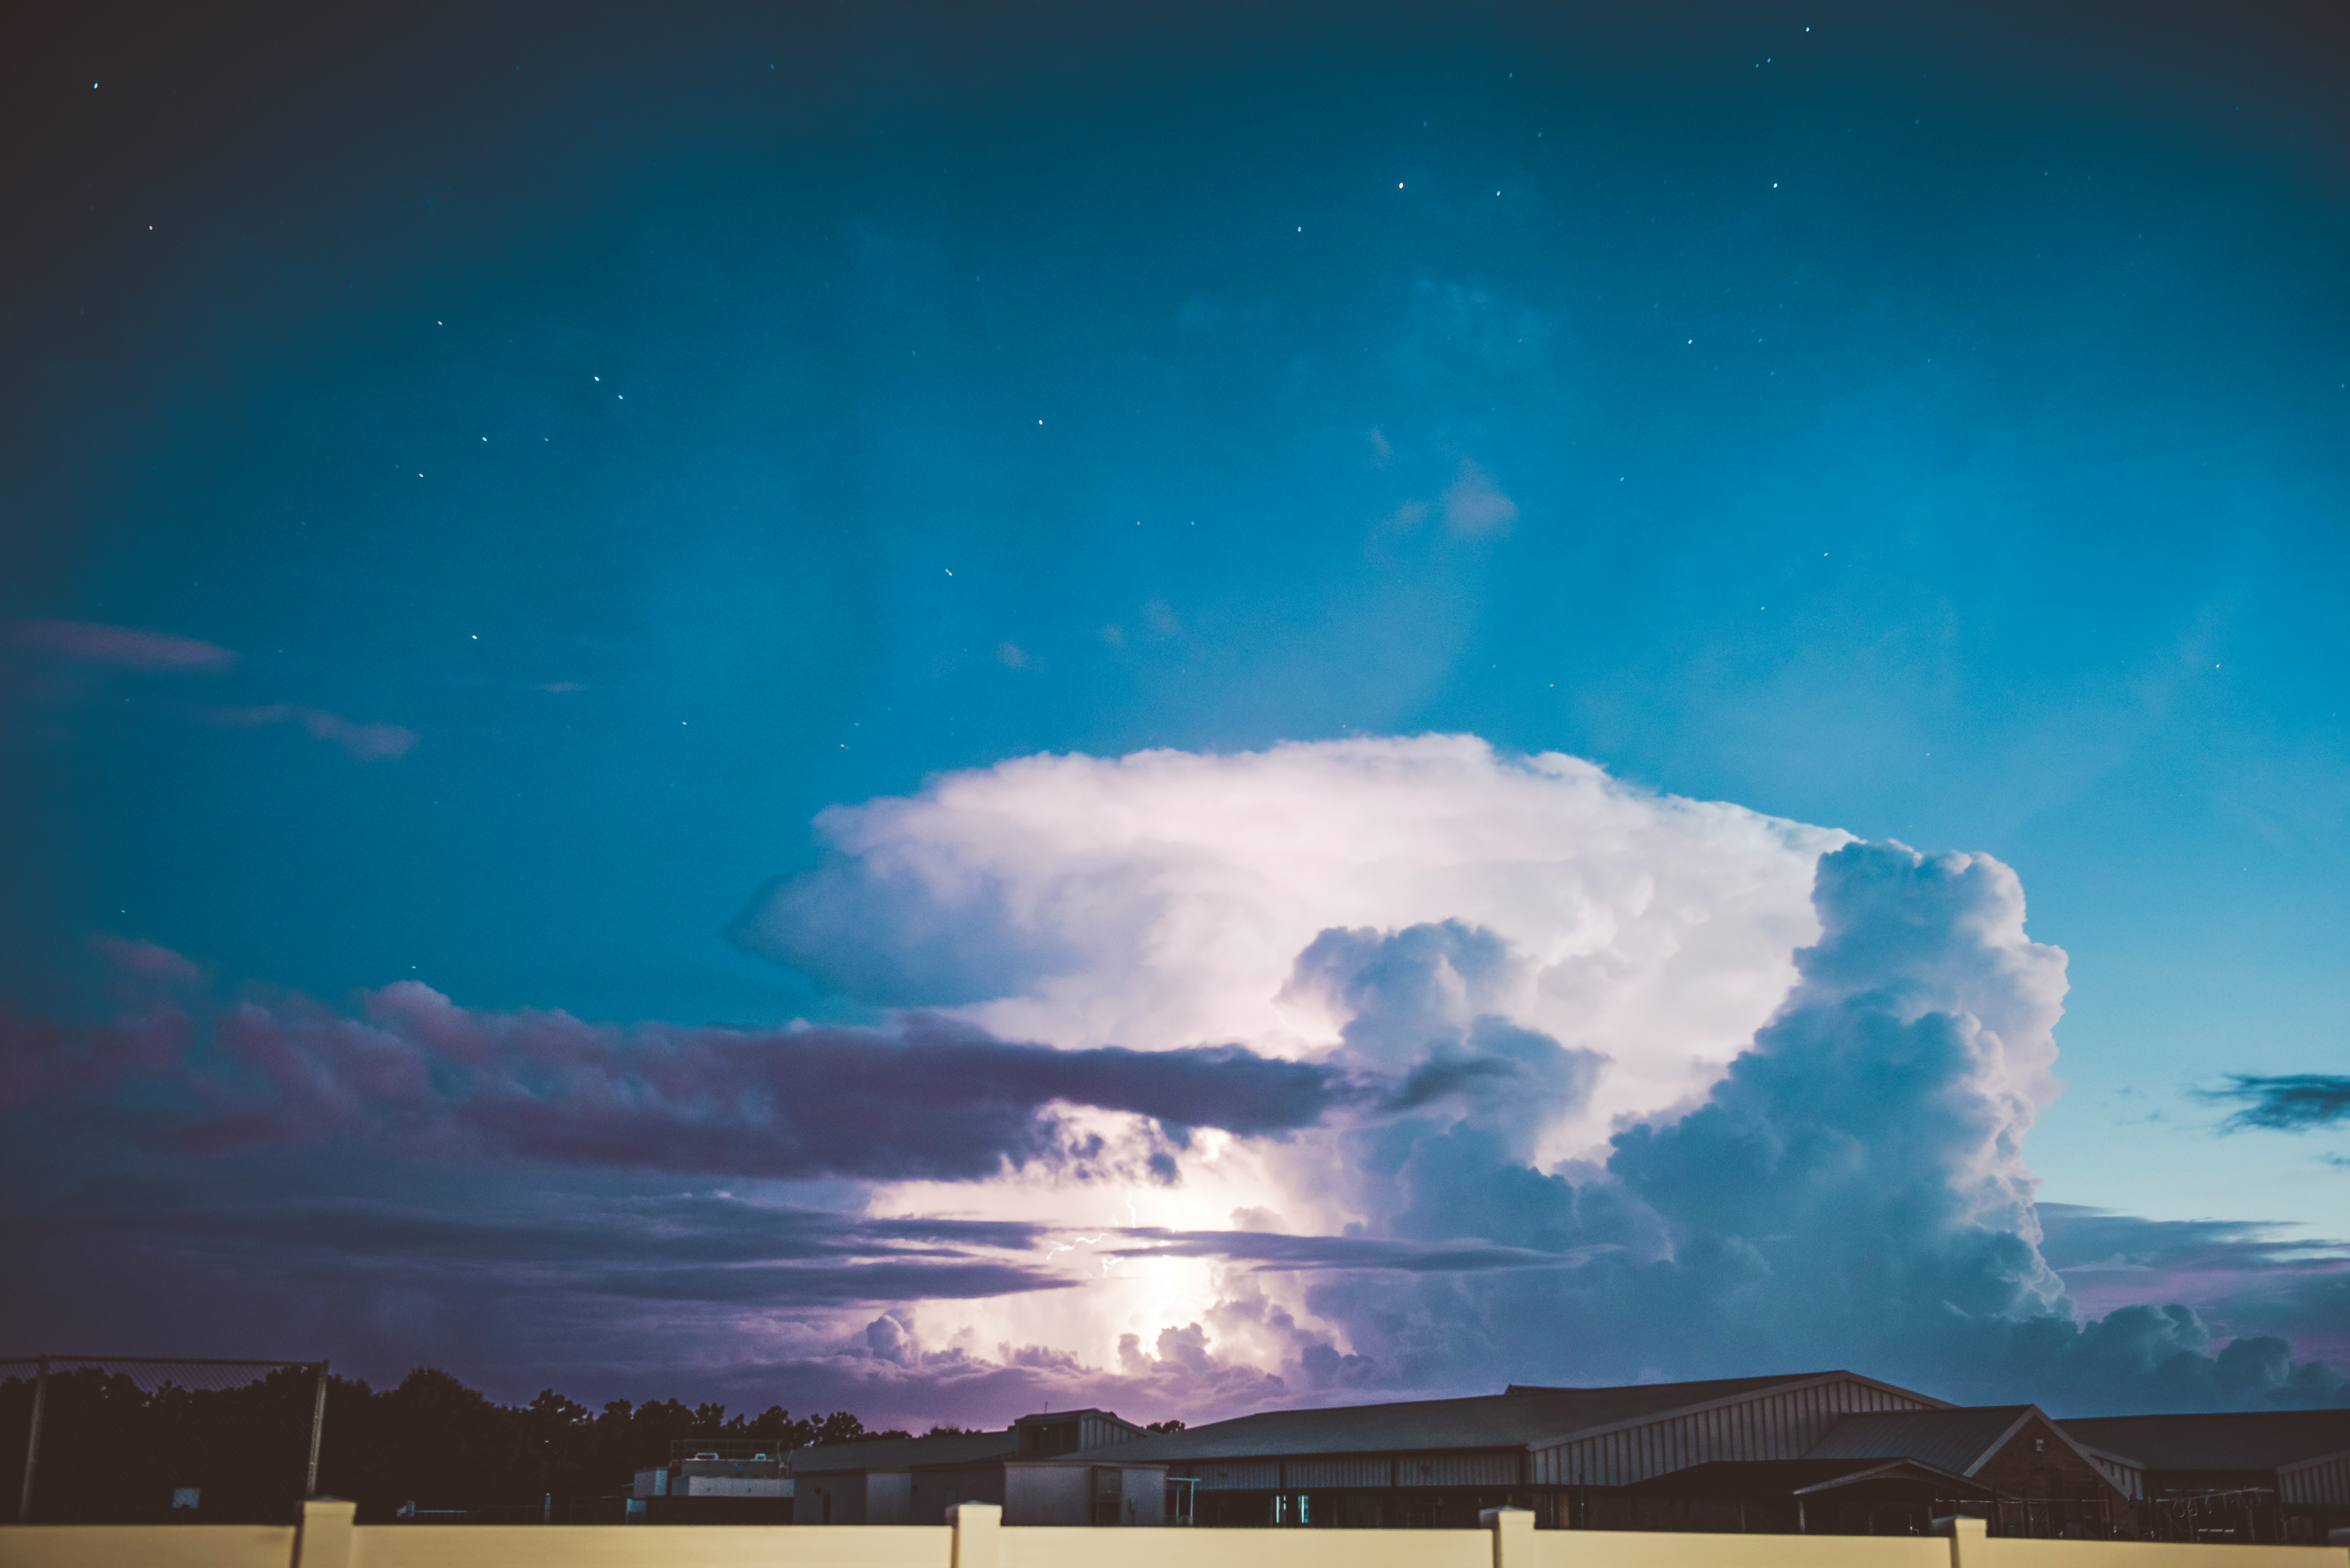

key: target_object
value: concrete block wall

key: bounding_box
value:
[3,1500,2350,1568]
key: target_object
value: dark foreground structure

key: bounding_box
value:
[788,1370,2350,1539]
[2060,1410,2350,1545]
[1111,1373,2130,1534]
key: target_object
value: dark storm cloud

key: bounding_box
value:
[0,1182,1081,1394]
[10,848,2345,1419]
[1,975,1348,1182]
[1108,1228,1615,1275]
[2208,1074,2350,1131]
[581,1262,1070,1304]
[1381,1052,1525,1112]
[28,1195,1055,1270]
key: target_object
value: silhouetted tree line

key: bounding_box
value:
[1,1364,908,1524]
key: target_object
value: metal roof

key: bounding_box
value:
[1099,1372,1902,1464]
[2057,1412,2350,1472]
[1629,1459,2001,1500]
[1012,1406,1124,1427]
[791,1429,1017,1474]
[1804,1407,2035,1475]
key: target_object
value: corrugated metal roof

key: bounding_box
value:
[2058,1412,2350,1472]
[1629,1459,2000,1499]
[791,1429,1017,1474]
[1099,1372,1868,1464]
[1804,1407,2032,1475]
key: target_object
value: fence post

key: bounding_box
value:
[306,1361,330,1498]
[14,1356,46,1524]
[1483,1506,1536,1568]
[292,1497,356,1568]
[950,1501,1002,1568]
[1936,1514,1988,1568]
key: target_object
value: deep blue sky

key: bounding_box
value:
[4,2,2348,1411]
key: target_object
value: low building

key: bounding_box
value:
[628,1440,792,1524]
[1106,1373,2155,1536]
[2057,1410,2350,1545]
[1108,1370,1949,1529]
[1801,1405,2138,1536]
[1618,1458,2000,1535]
[782,1374,2350,1538]
[791,1409,1155,1526]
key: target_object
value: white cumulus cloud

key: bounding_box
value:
[734,735,1846,1152]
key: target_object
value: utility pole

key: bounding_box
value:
[16,1357,48,1524]
[305,1362,331,1498]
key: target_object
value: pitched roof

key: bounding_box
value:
[1098,1372,1908,1464]
[1629,1459,2002,1500]
[2057,1412,2350,1472]
[790,1428,1017,1474]
[1805,1407,2036,1475]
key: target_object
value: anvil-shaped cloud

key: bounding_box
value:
[6,736,2343,1418]
[722,737,2342,1412]
[731,735,1842,1154]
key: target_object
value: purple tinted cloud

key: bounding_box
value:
[0,1006,190,1111]
[203,704,419,760]
[9,970,1349,1181]
[8,619,239,672]
[89,934,207,985]
[2038,1203,2350,1361]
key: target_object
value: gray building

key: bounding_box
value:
[627,1439,792,1524]
[1106,1370,1947,1529]
[2057,1410,2350,1544]
[1796,1405,2139,1536]
[790,1408,1156,1526]
[782,1373,2350,1539]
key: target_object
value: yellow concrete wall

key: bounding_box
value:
[1000,1524,1491,1568]
[1532,1528,1949,1568]
[0,1525,294,1568]
[351,1523,949,1568]
[1963,1540,2345,1568]
[4,1515,2346,1568]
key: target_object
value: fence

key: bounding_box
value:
[1,1503,2346,1568]
[1,1357,327,1526]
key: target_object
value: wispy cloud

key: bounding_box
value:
[9,619,238,672]
[2208,1073,2350,1131]
[1440,458,1517,538]
[203,704,419,760]
[89,934,207,985]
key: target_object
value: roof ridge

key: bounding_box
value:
[1521,1370,1949,1451]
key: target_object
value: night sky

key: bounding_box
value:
[4,1,2349,1425]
